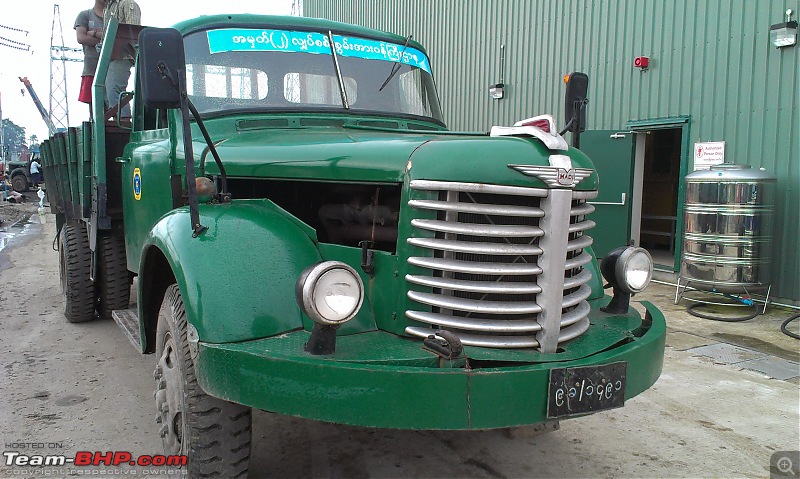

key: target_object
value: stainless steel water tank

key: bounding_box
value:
[681,163,776,292]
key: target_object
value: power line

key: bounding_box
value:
[0,40,31,52]
[0,24,29,35]
[0,35,30,48]
[0,27,31,51]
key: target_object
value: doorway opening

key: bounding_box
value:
[639,128,682,268]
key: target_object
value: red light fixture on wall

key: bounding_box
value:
[633,56,649,70]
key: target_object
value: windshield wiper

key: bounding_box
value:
[326,30,349,109]
[379,34,412,92]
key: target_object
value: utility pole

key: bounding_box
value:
[291,0,303,16]
[50,4,81,132]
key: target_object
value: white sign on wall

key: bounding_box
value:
[693,141,725,170]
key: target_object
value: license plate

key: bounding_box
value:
[547,362,627,418]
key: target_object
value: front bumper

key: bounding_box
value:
[195,300,666,430]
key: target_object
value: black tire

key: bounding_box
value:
[60,222,96,323]
[11,174,28,192]
[96,233,131,319]
[154,284,252,478]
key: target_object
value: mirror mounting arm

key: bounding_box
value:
[173,68,208,238]
[156,61,230,204]
[570,98,588,149]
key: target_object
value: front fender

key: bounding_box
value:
[141,200,321,344]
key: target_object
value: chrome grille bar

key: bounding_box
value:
[571,202,595,216]
[405,326,541,348]
[561,302,591,327]
[408,237,543,255]
[562,284,592,308]
[410,180,550,197]
[564,251,593,270]
[411,219,544,237]
[573,190,600,200]
[569,220,596,234]
[409,199,545,217]
[408,257,543,275]
[408,290,543,314]
[558,317,591,342]
[567,235,593,253]
[406,275,542,294]
[563,269,593,289]
[406,311,543,333]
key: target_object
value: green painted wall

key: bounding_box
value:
[306,0,800,302]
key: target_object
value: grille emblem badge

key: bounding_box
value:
[508,165,593,188]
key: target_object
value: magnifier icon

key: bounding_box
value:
[778,457,795,476]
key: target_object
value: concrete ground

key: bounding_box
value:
[1,207,798,478]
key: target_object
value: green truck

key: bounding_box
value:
[40,14,666,477]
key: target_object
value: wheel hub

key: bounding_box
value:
[155,332,185,455]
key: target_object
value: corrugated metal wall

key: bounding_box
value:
[305,0,800,302]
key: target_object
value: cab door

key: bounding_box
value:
[121,78,178,274]
[578,130,635,259]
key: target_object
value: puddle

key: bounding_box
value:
[0,214,39,255]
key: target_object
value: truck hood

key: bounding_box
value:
[200,126,598,190]
[200,128,430,184]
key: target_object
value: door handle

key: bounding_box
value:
[588,193,626,206]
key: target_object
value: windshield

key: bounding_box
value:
[182,28,443,123]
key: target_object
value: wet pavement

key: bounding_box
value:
[636,280,800,384]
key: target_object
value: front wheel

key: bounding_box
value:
[154,284,252,478]
[11,174,28,192]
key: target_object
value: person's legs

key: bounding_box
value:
[106,60,132,117]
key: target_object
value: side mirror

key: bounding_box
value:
[564,72,588,133]
[138,27,185,109]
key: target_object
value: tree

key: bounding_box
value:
[29,134,39,147]
[0,119,27,160]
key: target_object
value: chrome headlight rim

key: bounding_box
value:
[296,261,364,326]
[613,246,653,294]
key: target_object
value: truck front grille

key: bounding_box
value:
[404,180,597,350]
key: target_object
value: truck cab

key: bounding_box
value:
[41,14,666,477]
[5,157,35,192]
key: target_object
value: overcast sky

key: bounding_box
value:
[0,0,298,145]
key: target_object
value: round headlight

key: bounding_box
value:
[615,247,653,294]
[296,261,364,325]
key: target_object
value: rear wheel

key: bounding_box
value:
[154,284,252,478]
[11,174,28,192]
[96,233,131,319]
[60,222,95,323]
